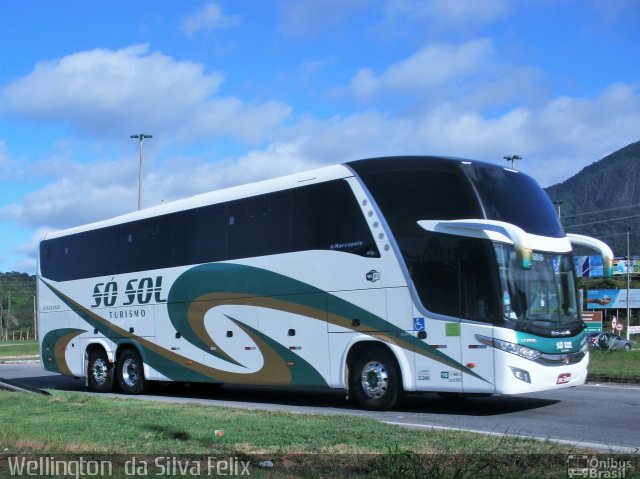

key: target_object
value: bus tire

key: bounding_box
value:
[87,349,114,393]
[117,349,146,395]
[351,346,402,410]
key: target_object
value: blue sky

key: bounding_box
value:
[0,0,639,273]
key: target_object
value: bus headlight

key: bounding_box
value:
[475,335,542,361]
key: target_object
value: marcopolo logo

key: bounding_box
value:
[91,276,167,308]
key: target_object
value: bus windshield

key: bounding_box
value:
[495,244,580,334]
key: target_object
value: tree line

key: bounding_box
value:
[0,272,36,335]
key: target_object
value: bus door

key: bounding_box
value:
[460,321,495,394]
[415,312,464,394]
[409,233,496,394]
[456,245,497,394]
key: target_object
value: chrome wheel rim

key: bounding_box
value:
[122,358,139,387]
[92,358,109,385]
[360,361,388,399]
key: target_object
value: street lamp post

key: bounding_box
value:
[130,133,153,210]
[627,227,631,340]
[553,200,564,219]
[503,154,522,169]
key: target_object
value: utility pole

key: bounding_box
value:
[503,154,522,170]
[627,227,631,340]
[553,200,564,219]
[33,295,37,341]
[130,134,153,211]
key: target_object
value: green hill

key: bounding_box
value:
[545,140,640,257]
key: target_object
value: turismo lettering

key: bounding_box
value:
[108,309,147,320]
[92,276,167,308]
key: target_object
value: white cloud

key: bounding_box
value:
[278,0,512,38]
[147,142,322,204]
[293,84,640,188]
[8,80,637,232]
[184,99,291,144]
[12,227,52,273]
[181,3,240,37]
[345,38,544,114]
[522,83,640,185]
[0,142,318,232]
[0,157,137,230]
[1,45,220,133]
[278,0,373,36]
[592,0,640,24]
[0,139,11,181]
[1,45,290,143]
[381,0,513,32]
[3,79,639,271]
[0,140,7,165]
[350,39,495,100]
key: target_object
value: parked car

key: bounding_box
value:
[591,332,632,351]
[586,332,601,349]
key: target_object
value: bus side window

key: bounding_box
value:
[227,191,291,260]
[172,204,227,266]
[292,180,379,258]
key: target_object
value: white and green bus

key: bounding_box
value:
[37,156,612,410]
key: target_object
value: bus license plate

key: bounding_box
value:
[557,373,571,384]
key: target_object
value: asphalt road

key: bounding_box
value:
[2,362,639,453]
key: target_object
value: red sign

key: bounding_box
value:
[616,323,624,332]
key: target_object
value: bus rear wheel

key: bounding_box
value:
[87,349,114,393]
[117,349,146,395]
[351,346,402,410]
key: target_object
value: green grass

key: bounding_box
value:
[0,391,580,478]
[588,347,640,381]
[0,391,568,455]
[0,340,38,357]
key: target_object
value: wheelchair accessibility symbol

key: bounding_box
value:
[413,317,425,331]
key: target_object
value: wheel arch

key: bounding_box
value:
[114,340,154,381]
[83,340,114,376]
[343,338,414,393]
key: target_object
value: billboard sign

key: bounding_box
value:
[613,257,640,276]
[575,256,640,278]
[574,255,604,277]
[586,289,640,309]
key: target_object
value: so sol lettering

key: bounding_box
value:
[92,276,167,308]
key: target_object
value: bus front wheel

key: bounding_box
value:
[87,349,114,393]
[117,349,146,395]
[351,346,402,410]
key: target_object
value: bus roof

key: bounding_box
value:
[42,155,511,241]
[44,162,352,240]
